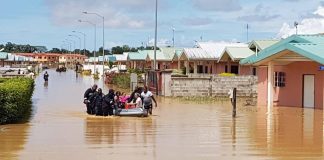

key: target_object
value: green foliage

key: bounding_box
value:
[1,42,42,53]
[112,73,131,89]
[0,78,35,124]
[128,68,143,75]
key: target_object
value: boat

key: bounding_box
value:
[115,108,148,117]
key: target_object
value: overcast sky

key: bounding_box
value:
[0,0,323,50]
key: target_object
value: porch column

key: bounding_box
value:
[227,60,231,73]
[194,61,198,74]
[178,60,181,70]
[267,61,274,107]
[134,61,137,69]
[185,61,189,75]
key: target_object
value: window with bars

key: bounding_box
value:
[274,72,286,87]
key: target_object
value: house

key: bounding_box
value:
[179,48,217,74]
[59,54,86,64]
[159,47,182,70]
[248,40,280,55]
[16,53,61,64]
[240,34,324,109]
[127,52,149,70]
[218,47,256,75]
[0,52,8,67]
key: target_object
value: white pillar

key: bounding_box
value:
[185,61,189,74]
[194,61,198,74]
[178,60,181,70]
[267,61,274,108]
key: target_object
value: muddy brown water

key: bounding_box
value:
[0,70,323,160]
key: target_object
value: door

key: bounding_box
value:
[303,75,315,108]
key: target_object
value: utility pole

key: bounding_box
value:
[153,0,158,71]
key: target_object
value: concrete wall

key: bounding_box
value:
[257,61,324,109]
[171,75,257,97]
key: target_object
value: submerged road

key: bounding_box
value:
[0,69,323,160]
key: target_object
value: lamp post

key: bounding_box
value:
[172,27,175,48]
[72,31,86,55]
[83,11,105,75]
[153,0,158,71]
[79,19,97,73]
[69,34,82,55]
[65,39,76,54]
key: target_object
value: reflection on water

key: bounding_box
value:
[0,69,323,159]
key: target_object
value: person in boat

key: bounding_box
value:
[103,89,115,116]
[114,91,121,116]
[141,86,157,115]
[44,71,49,82]
[134,93,143,109]
[128,86,144,103]
[119,92,129,109]
[83,84,98,115]
[94,88,104,116]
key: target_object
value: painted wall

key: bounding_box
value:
[257,61,323,109]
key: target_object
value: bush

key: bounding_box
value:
[112,73,130,89]
[0,78,35,124]
[219,73,236,77]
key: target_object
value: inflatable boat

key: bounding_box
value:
[116,108,148,117]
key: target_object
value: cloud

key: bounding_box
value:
[182,17,213,26]
[192,0,242,12]
[238,14,280,22]
[277,6,324,38]
[44,0,154,29]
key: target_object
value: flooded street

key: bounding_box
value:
[0,69,323,160]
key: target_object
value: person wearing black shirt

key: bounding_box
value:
[83,84,98,115]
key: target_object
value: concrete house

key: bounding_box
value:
[127,52,150,70]
[218,47,256,75]
[0,52,8,67]
[240,34,324,109]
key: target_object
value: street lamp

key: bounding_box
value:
[69,34,82,55]
[65,39,76,54]
[72,31,86,55]
[83,11,105,75]
[79,19,97,73]
[63,40,72,53]
[153,0,158,71]
[172,27,175,48]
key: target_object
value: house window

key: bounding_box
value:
[225,65,228,73]
[274,72,286,87]
[197,65,203,73]
[205,66,208,74]
[231,65,239,74]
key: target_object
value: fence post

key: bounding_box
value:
[232,88,237,118]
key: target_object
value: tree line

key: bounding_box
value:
[0,42,159,57]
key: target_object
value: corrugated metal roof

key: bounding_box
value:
[127,52,147,61]
[114,53,128,61]
[181,48,216,60]
[0,52,8,59]
[240,35,324,65]
[98,55,116,62]
[248,40,279,50]
[219,47,255,62]
[197,42,247,58]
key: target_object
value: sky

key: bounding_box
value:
[0,0,324,51]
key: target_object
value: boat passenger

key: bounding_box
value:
[114,91,121,116]
[141,86,157,115]
[83,84,98,115]
[135,93,143,109]
[128,86,139,103]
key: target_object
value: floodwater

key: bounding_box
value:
[0,70,323,160]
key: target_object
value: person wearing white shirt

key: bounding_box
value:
[141,86,157,115]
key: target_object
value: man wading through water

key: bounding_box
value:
[83,84,98,115]
[141,86,157,115]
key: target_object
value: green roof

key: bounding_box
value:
[249,40,280,50]
[0,52,8,59]
[219,47,255,62]
[127,52,147,60]
[241,35,324,65]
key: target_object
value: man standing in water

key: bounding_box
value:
[84,84,98,115]
[141,86,157,115]
[43,71,49,82]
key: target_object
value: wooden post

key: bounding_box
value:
[232,88,237,118]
